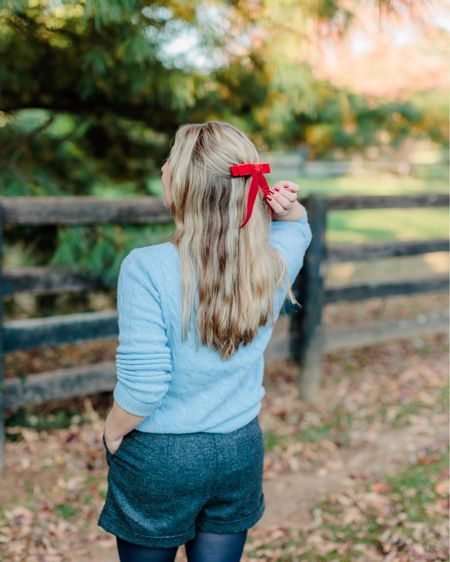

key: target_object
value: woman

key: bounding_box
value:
[97,121,313,562]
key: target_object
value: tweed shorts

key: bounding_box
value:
[97,415,266,548]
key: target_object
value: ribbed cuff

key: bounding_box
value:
[113,381,161,418]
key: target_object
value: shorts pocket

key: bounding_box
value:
[102,432,113,465]
[109,435,178,503]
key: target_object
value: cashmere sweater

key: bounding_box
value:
[113,204,313,433]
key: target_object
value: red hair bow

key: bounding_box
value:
[230,162,274,228]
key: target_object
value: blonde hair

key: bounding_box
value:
[165,121,300,360]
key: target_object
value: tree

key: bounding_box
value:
[0,0,446,282]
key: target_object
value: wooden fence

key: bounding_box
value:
[293,193,449,401]
[0,193,448,471]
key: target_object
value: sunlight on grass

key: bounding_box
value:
[273,170,448,197]
[327,207,448,244]
[271,171,449,246]
[327,251,449,287]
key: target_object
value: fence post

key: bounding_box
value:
[291,194,328,403]
[0,203,4,471]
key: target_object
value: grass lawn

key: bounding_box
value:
[270,172,449,244]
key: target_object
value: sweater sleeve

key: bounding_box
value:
[113,250,173,417]
[269,203,313,288]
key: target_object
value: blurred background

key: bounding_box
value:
[0,1,448,561]
[1,0,448,277]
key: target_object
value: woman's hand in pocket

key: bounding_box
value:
[104,430,124,455]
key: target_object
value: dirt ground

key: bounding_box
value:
[1,293,448,561]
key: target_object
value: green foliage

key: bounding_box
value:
[0,0,447,286]
[0,1,204,199]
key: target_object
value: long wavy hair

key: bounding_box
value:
[165,121,300,360]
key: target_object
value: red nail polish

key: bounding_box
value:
[275,187,280,191]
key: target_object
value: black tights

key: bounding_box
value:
[116,529,248,562]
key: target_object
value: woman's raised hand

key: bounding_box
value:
[265,181,301,218]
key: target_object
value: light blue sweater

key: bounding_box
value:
[113,205,313,433]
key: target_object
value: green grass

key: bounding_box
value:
[54,503,77,519]
[270,168,449,197]
[297,405,354,446]
[263,429,289,450]
[326,207,448,243]
[382,382,449,428]
[270,171,449,244]
[5,408,88,434]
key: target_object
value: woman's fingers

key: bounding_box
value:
[269,190,291,208]
[274,188,297,203]
[266,191,292,215]
[270,182,299,201]
[273,181,300,195]
[266,195,285,215]
[266,181,300,214]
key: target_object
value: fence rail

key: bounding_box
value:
[0,193,448,471]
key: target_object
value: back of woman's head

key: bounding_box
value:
[165,121,297,360]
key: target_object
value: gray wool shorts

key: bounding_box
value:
[97,415,266,548]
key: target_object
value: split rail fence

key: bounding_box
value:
[0,193,448,471]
